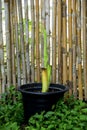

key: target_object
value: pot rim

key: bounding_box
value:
[18,83,69,95]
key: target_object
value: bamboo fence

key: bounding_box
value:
[0,0,87,101]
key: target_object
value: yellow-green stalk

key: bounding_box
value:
[41,26,51,92]
[42,68,48,92]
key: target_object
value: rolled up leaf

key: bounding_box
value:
[42,68,48,92]
[41,25,51,92]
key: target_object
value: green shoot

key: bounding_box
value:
[41,25,51,92]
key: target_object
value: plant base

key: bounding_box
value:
[19,83,68,122]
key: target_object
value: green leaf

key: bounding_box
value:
[79,115,87,121]
[0,122,19,130]
[41,127,47,130]
[25,126,37,130]
[47,124,55,129]
[36,122,40,128]
[52,104,55,110]
[73,128,81,130]
[81,108,87,114]
[44,111,54,118]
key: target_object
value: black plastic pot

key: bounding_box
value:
[19,83,68,122]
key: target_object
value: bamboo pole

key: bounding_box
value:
[0,0,6,93]
[24,0,30,83]
[17,0,26,84]
[14,0,21,86]
[56,0,58,83]
[62,0,67,85]
[52,0,57,83]
[0,68,1,95]
[68,0,73,95]
[72,0,77,98]
[41,0,45,27]
[45,0,50,64]
[41,0,45,68]
[30,0,35,82]
[82,0,87,101]
[77,0,83,100]
[9,0,16,86]
[58,0,62,84]
[35,0,40,82]
[5,1,11,87]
